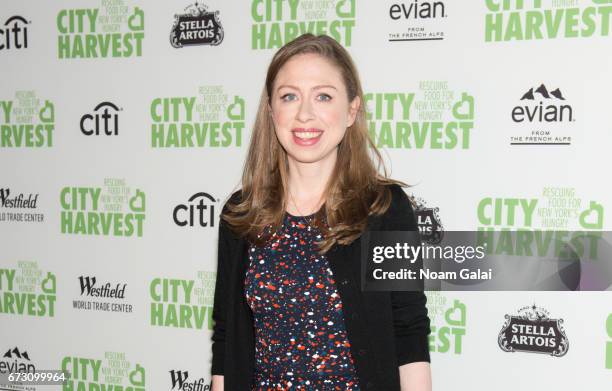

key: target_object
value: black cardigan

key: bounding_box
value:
[210,183,431,390]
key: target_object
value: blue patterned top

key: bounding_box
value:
[244,212,360,390]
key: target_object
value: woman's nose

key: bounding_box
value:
[296,98,315,122]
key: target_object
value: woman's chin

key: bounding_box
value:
[288,154,324,164]
[286,148,339,165]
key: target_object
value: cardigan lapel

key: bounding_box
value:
[226,237,255,390]
[325,226,379,389]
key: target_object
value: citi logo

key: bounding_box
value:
[389,1,446,20]
[80,102,121,136]
[512,84,574,123]
[0,16,29,50]
[173,192,217,228]
[169,369,209,390]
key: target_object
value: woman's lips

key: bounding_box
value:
[291,128,323,146]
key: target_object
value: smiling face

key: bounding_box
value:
[269,52,360,167]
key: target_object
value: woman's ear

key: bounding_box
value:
[347,96,360,128]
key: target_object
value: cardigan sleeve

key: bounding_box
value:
[387,184,432,365]
[210,216,231,375]
[210,192,241,375]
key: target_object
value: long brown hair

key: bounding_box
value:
[222,33,405,254]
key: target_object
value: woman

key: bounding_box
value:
[210,33,431,391]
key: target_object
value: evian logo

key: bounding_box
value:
[498,304,569,357]
[389,0,447,20]
[388,1,448,42]
[2,347,35,373]
[512,84,574,123]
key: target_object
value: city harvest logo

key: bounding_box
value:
[426,292,467,354]
[1,91,54,148]
[150,272,216,330]
[0,188,44,223]
[498,304,569,357]
[510,83,575,145]
[0,262,56,317]
[61,353,145,390]
[150,86,245,148]
[173,192,218,227]
[485,0,612,42]
[169,369,208,391]
[170,2,224,48]
[56,1,145,59]
[73,276,132,314]
[606,313,612,369]
[409,195,443,244]
[366,81,475,150]
[80,102,121,136]
[60,179,146,237]
[0,16,30,50]
[388,1,448,42]
[477,189,605,256]
[251,0,356,49]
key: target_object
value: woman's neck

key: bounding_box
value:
[286,150,337,213]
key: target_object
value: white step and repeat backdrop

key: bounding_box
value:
[2,0,611,390]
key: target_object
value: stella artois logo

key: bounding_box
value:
[409,195,444,245]
[498,304,569,357]
[170,2,224,48]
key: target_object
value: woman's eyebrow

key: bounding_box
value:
[276,84,338,92]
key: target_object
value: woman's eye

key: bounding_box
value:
[318,94,332,101]
[281,93,297,102]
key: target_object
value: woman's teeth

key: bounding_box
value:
[294,131,321,139]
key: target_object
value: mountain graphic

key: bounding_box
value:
[535,84,550,99]
[520,84,566,100]
[520,88,534,100]
[550,88,565,100]
[3,347,30,361]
